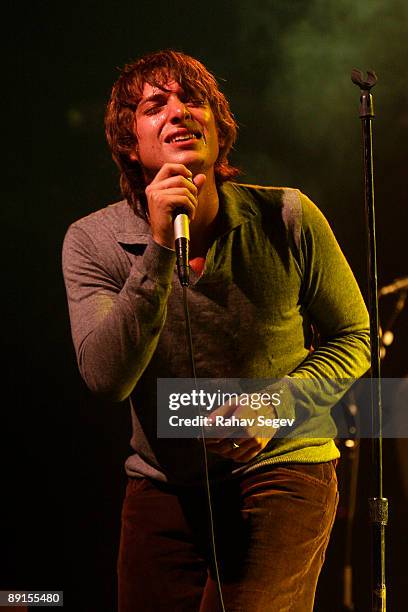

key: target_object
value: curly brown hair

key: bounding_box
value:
[105,50,240,212]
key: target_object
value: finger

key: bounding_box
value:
[148,175,198,198]
[224,439,266,463]
[230,446,264,463]
[158,189,198,217]
[193,173,206,194]
[152,163,193,182]
[205,437,257,454]
[207,397,240,422]
[146,188,198,217]
[208,446,257,463]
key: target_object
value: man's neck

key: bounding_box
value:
[189,177,219,258]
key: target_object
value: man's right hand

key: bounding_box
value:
[145,163,206,250]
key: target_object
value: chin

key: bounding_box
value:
[175,154,214,173]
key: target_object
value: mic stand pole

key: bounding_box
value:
[351,69,388,612]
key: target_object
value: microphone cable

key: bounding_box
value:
[181,284,227,612]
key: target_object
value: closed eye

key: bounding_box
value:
[186,98,207,107]
[138,93,168,116]
[143,105,163,115]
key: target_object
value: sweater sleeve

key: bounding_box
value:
[295,192,370,377]
[274,191,371,429]
[62,222,176,401]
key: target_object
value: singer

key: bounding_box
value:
[62,50,370,611]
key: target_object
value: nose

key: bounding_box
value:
[168,95,191,123]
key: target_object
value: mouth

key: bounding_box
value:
[165,130,202,144]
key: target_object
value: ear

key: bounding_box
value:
[216,130,224,149]
[129,144,139,162]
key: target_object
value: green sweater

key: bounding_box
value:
[62,182,370,484]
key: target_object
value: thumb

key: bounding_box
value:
[193,173,206,194]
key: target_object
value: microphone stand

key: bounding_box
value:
[351,69,388,612]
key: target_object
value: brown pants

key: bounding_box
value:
[117,461,338,612]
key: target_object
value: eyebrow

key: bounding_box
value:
[137,91,172,111]
[137,88,206,112]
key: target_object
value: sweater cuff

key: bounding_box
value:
[272,377,296,422]
[142,236,176,286]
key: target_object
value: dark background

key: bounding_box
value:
[4,1,407,610]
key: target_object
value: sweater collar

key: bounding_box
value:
[113,182,258,246]
[217,182,258,235]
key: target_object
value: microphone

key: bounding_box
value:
[174,210,190,287]
[378,277,408,297]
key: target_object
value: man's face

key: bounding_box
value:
[132,79,220,181]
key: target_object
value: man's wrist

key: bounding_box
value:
[143,236,176,285]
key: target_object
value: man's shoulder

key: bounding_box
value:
[66,200,150,245]
[227,182,304,225]
[229,181,299,195]
[227,181,301,208]
[228,182,323,222]
[69,200,133,231]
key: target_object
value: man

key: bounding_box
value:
[63,50,370,611]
